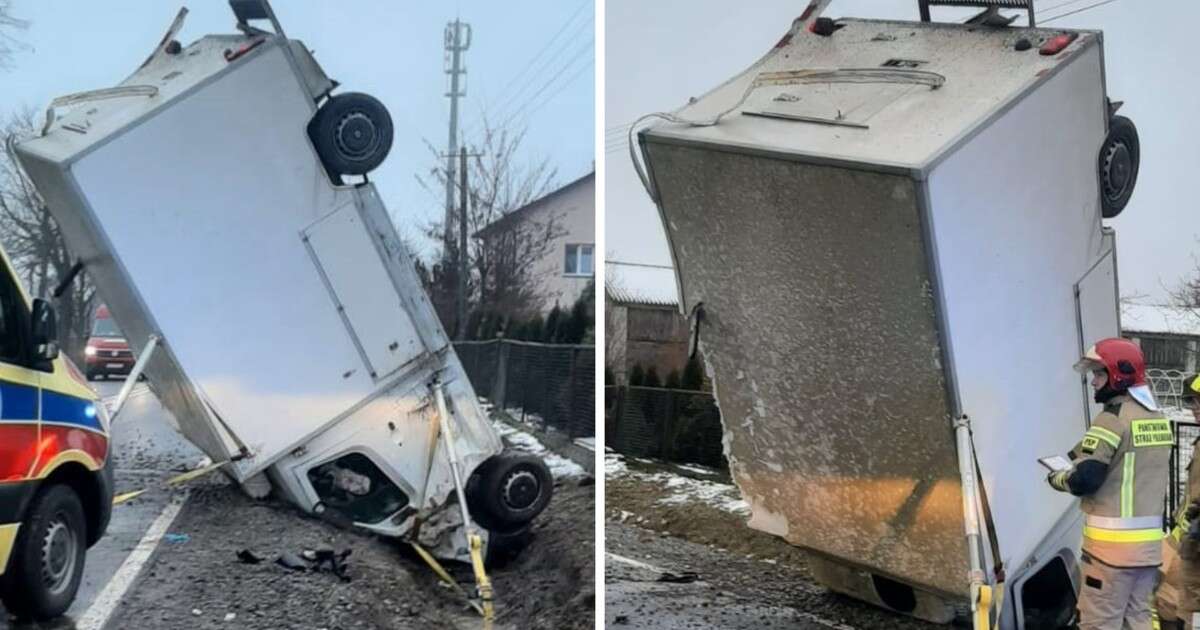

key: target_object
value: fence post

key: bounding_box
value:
[492,338,509,409]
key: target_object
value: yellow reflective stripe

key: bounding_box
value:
[1086,426,1121,449]
[1191,374,1200,395]
[1121,452,1135,518]
[0,523,17,576]
[1083,526,1163,543]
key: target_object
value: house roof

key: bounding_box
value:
[1121,302,1200,337]
[606,261,679,307]
[474,171,594,238]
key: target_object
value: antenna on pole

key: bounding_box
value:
[442,20,472,262]
[918,0,1036,27]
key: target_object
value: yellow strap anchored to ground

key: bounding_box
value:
[410,542,486,618]
[974,584,993,630]
[112,461,228,505]
[468,533,495,623]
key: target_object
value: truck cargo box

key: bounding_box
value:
[13,4,551,562]
[636,12,1131,626]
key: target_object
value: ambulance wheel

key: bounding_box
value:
[309,92,393,177]
[0,484,86,620]
[1099,115,1139,219]
[467,455,553,530]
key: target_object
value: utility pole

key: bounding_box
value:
[456,147,469,340]
[442,19,471,259]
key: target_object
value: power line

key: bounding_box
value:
[463,9,593,139]
[497,38,593,131]
[609,260,674,270]
[1040,0,1120,23]
[484,0,590,112]
[1038,0,1092,14]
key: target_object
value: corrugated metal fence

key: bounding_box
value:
[454,339,594,438]
[605,385,725,469]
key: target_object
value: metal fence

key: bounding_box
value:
[605,385,725,469]
[454,339,594,438]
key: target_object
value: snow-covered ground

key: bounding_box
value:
[606,450,748,516]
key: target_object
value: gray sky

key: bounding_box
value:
[0,0,594,260]
[605,0,1198,304]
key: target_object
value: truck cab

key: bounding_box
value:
[0,250,113,620]
[84,305,133,380]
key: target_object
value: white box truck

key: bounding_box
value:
[633,4,1141,628]
[11,1,553,564]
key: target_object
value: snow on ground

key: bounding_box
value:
[491,418,586,480]
[606,450,749,516]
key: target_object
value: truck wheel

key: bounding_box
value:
[0,485,86,620]
[468,455,553,530]
[1099,115,1139,219]
[309,92,393,177]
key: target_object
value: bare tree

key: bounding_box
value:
[415,116,563,336]
[604,258,628,378]
[0,1,29,70]
[1,109,97,361]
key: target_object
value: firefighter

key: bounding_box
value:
[1047,338,1171,630]
[1155,373,1199,630]
[1175,373,1200,629]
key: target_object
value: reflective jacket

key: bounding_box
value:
[1068,394,1171,567]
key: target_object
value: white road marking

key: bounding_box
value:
[75,490,190,630]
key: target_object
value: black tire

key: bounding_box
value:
[85,371,94,382]
[1099,114,1139,219]
[484,525,533,569]
[308,92,394,177]
[0,484,87,620]
[467,455,553,531]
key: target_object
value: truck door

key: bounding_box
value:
[1075,242,1120,425]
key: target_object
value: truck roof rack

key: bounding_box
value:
[918,0,1036,27]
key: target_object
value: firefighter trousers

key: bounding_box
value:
[1181,542,1200,630]
[1078,554,1158,630]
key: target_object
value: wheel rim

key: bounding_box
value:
[41,514,77,596]
[1102,138,1133,202]
[334,111,380,162]
[501,470,540,511]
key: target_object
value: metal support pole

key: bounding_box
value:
[431,377,493,622]
[456,147,469,340]
[109,334,159,422]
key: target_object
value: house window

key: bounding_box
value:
[564,244,594,277]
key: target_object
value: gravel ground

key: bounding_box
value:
[606,457,948,629]
[110,473,593,630]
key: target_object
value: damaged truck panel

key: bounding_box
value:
[640,15,1116,624]
[645,142,969,596]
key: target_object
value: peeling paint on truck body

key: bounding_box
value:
[640,16,1117,624]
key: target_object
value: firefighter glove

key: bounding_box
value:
[1047,470,1071,492]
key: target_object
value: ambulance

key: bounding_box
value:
[0,250,112,620]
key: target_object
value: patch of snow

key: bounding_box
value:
[606,452,749,516]
[491,419,585,480]
[574,437,596,452]
[673,463,718,477]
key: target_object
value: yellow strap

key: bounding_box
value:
[1087,426,1121,449]
[973,584,993,630]
[469,533,495,624]
[410,542,485,617]
[1083,525,1164,543]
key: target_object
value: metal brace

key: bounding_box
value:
[109,334,159,423]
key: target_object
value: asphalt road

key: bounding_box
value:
[2,379,205,630]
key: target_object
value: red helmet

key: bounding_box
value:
[1073,338,1146,390]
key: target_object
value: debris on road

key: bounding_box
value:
[656,571,700,584]
[235,550,263,565]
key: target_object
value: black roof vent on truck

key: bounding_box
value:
[918,0,1036,27]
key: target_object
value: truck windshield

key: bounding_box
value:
[91,317,122,338]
